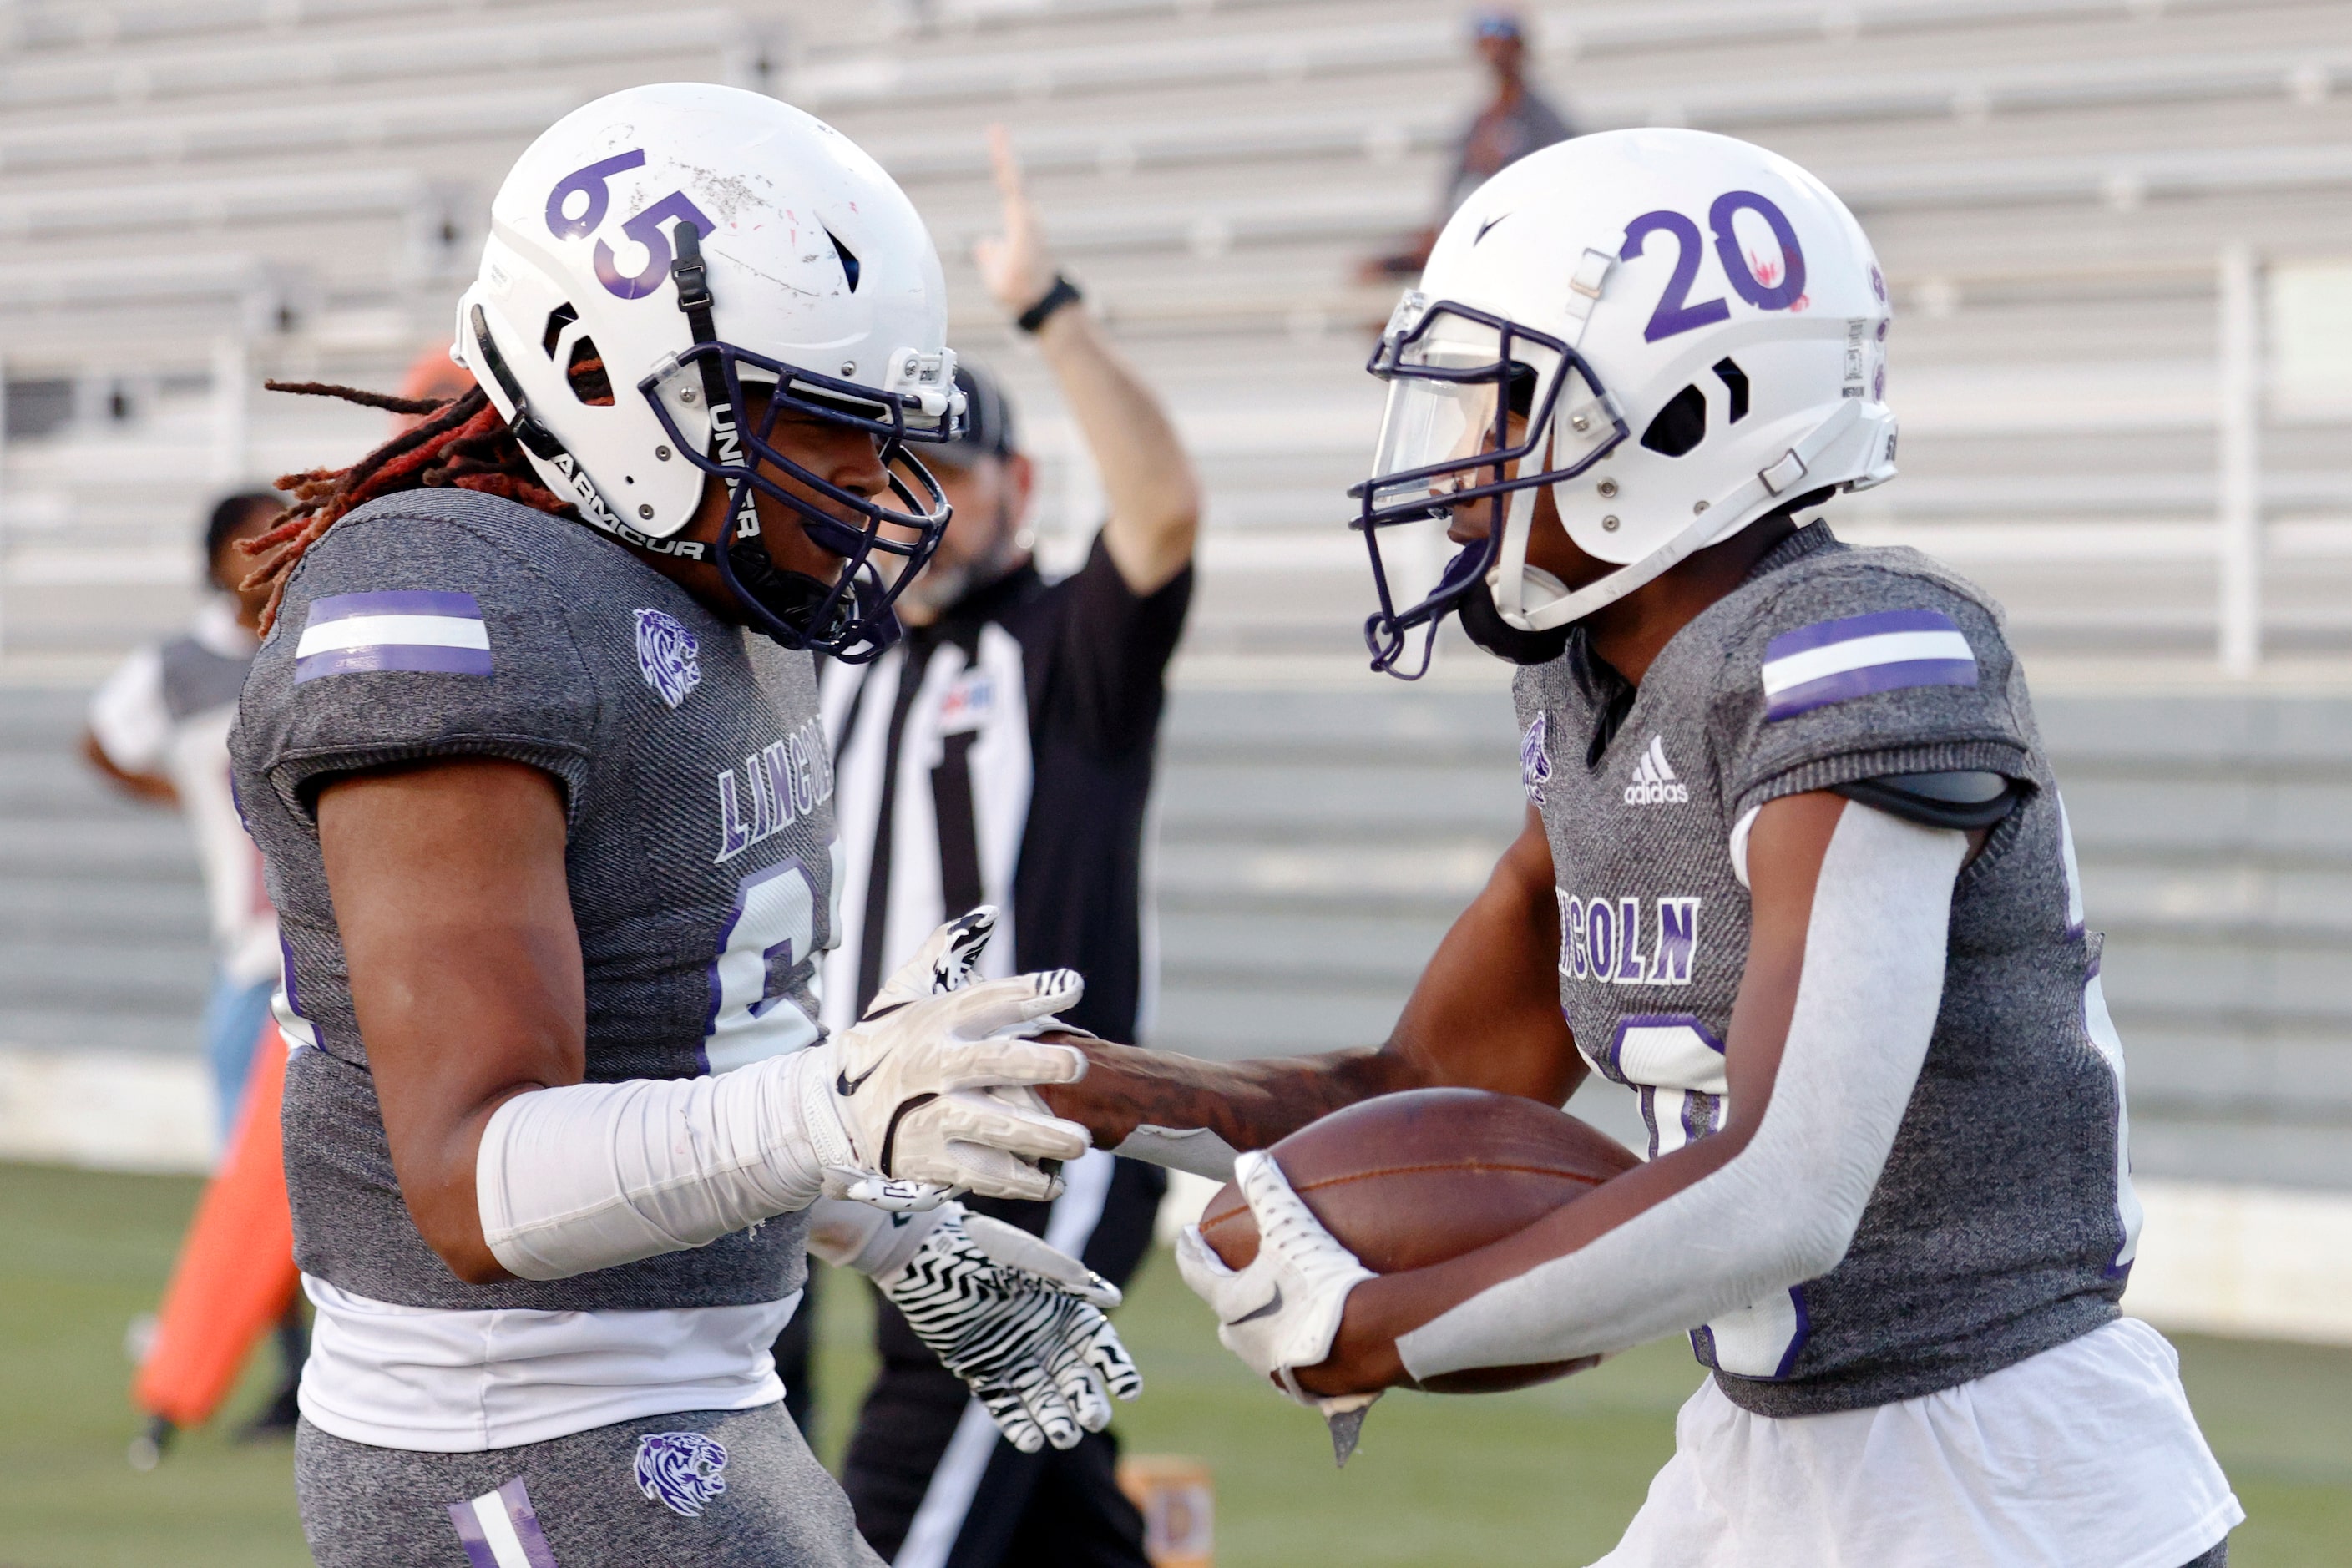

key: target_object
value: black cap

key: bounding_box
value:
[930,362,1018,468]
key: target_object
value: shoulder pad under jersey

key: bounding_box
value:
[1831,770,2021,830]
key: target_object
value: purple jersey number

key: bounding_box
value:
[546,149,716,302]
[1621,191,1808,341]
[596,190,716,301]
[546,149,645,240]
[1709,190,1806,311]
[1621,209,1729,343]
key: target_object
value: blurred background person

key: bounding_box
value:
[1362,9,1576,280]
[82,488,306,1441]
[83,490,284,1146]
[391,341,476,432]
[3,1,2349,1558]
[785,125,1199,1568]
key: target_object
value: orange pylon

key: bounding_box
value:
[132,1020,301,1433]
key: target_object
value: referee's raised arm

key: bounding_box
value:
[974,123,1201,594]
[798,121,1204,1568]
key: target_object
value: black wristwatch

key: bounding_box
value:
[1015,274,1083,334]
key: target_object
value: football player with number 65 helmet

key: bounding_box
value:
[1047,129,2241,1566]
[231,85,1137,1568]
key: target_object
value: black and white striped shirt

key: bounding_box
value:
[819,536,1191,1046]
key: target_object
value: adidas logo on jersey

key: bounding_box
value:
[1624,736,1690,805]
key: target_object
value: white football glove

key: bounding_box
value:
[1175,1150,1375,1405]
[797,908,1091,1209]
[878,1206,1144,1454]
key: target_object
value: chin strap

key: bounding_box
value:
[1487,483,1550,631]
[668,224,887,655]
[670,224,766,553]
[1496,398,1865,634]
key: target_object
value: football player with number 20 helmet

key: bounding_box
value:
[232,85,1137,1568]
[1049,129,2242,1566]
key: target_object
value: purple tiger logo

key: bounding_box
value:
[635,608,701,709]
[1520,712,1553,806]
[635,1431,729,1517]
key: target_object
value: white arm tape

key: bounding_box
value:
[804,1196,952,1278]
[478,1048,831,1281]
[1110,1124,1242,1182]
[1396,804,1967,1380]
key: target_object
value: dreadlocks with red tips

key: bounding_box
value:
[238,379,579,633]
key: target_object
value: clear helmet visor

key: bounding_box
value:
[1366,314,1562,508]
[1350,296,1629,679]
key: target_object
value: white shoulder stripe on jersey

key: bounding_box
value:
[295,613,492,659]
[1760,628,1974,697]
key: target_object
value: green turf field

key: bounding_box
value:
[4,1161,2348,1566]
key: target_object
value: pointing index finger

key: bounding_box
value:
[987,122,1027,208]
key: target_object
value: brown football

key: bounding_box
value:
[1198,1087,1639,1393]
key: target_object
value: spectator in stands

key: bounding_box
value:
[780,125,1198,1568]
[84,487,306,1438]
[1362,9,1576,280]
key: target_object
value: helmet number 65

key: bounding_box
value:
[1620,191,1808,343]
[546,149,717,303]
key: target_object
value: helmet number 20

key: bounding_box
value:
[1619,191,1808,343]
[546,149,717,303]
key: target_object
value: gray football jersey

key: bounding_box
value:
[231,488,838,1313]
[1515,524,2134,1417]
[158,628,251,721]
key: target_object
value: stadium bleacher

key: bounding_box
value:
[2,0,2349,1209]
[3,3,2349,660]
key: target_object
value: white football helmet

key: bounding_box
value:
[454,83,964,660]
[1353,128,1898,676]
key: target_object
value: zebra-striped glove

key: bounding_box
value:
[876,1207,1144,1454]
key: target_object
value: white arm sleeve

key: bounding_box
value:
[476,1048,833,1281]
[1395,803,1968,1381]
[1110,1125,1241,1182]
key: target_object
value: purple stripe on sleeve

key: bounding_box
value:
[1764,657,1977,721]
[307,589,483,624]
[500,1477,562,1568]
[1763,607,1958,662]
[1773,1287,1812,1379]
[447,1500,503,1568]
[293,644,494,684]
[277,930,303,1022]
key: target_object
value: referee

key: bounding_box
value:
[785,127,1199,1568]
